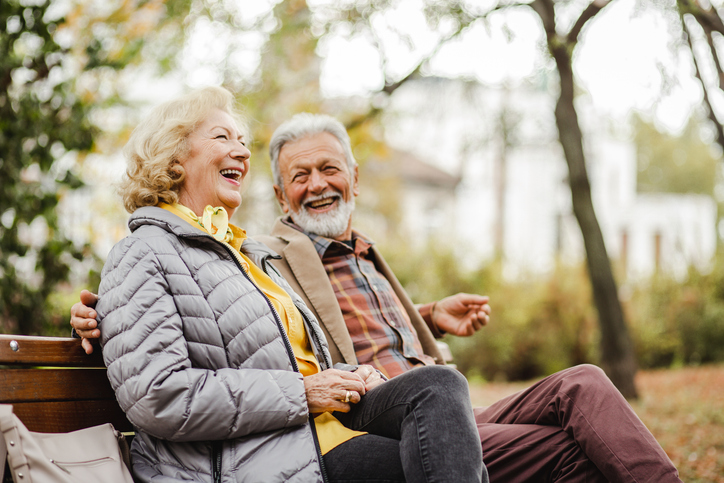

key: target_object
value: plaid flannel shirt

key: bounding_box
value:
[293,222,436,378]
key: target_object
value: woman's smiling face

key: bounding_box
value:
[177,109,251,218]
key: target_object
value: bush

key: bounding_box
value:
[381,237,724,382]
[444,263,598,382]
[381,238,599,381]
[626,263,724,369]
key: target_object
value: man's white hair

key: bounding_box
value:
[268,113,357,188]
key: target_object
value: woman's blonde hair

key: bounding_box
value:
[120,86,248,213]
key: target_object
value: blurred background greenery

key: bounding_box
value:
[2,0,724,393]
[385,239,724,381]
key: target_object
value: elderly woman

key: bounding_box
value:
[96,86,483,483]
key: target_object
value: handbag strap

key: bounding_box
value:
[0,404,31,483]
[0,405,13,482]
[0,425,6,483]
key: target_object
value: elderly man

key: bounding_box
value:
[72,113,681,482]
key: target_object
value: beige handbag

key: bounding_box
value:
[0,404,133,483]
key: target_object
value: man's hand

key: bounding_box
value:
[354,364,385,392]
[70,290,100,355]
[432,293,490,337]
[304,369,367,414]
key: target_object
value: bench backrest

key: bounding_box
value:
[0,334,132,434]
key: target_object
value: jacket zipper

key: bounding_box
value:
[212,441,222,483]
[307,413,330,482]
[259,252,332,371]
[254,256,331,483]
[213,240,330,483]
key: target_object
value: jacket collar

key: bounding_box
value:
[130,206,281,262]
[130,205,201,237]
[269,217,359,365]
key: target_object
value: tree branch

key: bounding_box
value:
[347,1,541,127]
[678,0,724,36]
[380,15,477,95]
[530,0,555,39]
[682,14,724,151]
[568,0,612,44]
[345,106,383,131]
[381,1,533,96]
[703,25,724,90]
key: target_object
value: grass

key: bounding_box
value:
[467,364,724,483]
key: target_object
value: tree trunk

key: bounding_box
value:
[493,106,509,258]
[551,44,639,398]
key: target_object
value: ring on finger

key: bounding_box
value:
[344,390,351,403]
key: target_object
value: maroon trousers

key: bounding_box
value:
[474,365,682,483]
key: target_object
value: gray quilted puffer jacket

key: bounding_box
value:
[96,206,333,483]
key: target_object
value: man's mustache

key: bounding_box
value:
[302,191,342,209]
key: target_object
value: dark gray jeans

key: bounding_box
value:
[324,365,487,482]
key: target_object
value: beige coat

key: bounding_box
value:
[254,217,444,367]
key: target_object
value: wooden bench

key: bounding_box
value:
[0,334,454,482]
[0,334,132,482]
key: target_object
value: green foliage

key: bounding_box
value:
[225,0,326,231]
[626,262,724,368]
[444,262,599,382]
[635,115,719,195]
[382,239,724,382]
[378,235,497,305]
[243,0,323,134]
[0,0,193,335]
[0,0,342,333]
[380,238,598,381]
[0,0,98,334]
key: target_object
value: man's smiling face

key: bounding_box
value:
[274,132,359,240]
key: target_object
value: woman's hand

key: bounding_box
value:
[354,365,385,391]
[304,369,367,413]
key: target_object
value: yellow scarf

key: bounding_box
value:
[171,203,234,243]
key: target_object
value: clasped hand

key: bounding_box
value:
[304,365,384,414]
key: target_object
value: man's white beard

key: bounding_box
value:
[290,192,355,239]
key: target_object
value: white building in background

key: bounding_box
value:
[381,77,718,280]
[616,193,716,278]
[358,149,460,245]
[396,153,461,241]
[57,76,717,283]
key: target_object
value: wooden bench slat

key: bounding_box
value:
[0,334,104,367]
[8,400,134,433]
[0,368,116,402]
[0,334,134,439]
